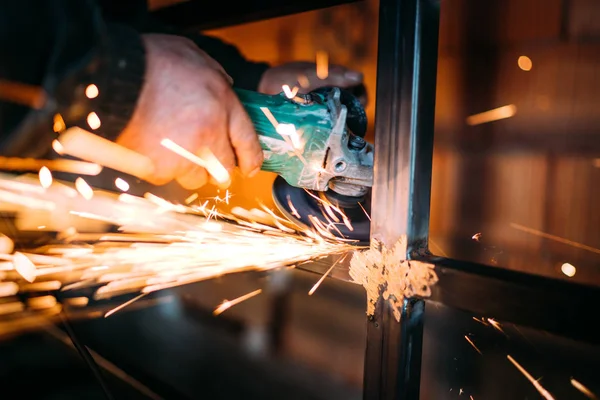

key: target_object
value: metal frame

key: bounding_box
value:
[153,0,600,399]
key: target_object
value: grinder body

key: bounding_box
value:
[234,87,373,198]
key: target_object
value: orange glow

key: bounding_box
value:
[518,56,533,71]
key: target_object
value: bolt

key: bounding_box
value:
[349,135,366,150]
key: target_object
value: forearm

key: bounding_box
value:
[0,0,146,158]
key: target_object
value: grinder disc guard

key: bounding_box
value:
[272,176,371,243]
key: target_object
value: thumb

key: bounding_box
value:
[311,65,363,89]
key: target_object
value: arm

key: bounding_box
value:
[0,0,145,158]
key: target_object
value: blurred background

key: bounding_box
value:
[1,0,599,399]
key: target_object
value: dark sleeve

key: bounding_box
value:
[137,14,270,91]
[184,34,270,91]
[0,0,146,158]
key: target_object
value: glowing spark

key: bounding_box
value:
[487,318,507,336]
[282,84,299,99]
[75,177,94,200]
[316,51,329,79]
[105,293,146,318]
[213,289,262,316]
[470,396,475,400]
[518,56,533,71]
[510,223,600,255]
[309,254,347,295]
[571,378,597,399]
[459,388,464,395]
[464,335,482,354]
[85,84,99,99]
[286,195,301,219]
[115,177,130,192]
[507,355,555,400]
[260,107,280,127]
[466,105,517,126]
[472,232,482,241]
[297,75,310,89]
[13,252,37,283]
[0,157,102,176]
[160,139,230,185]
[185,193,199,204]
[472,316,488,325]
[0,79,46,109]
[27,295,57,310]
[561,262,576,277]
[0,282,19,297]
[358,202,371,221]
[52,139,65,154]
[39,166,52,189]
[86,112,101,130]
[276,123,302,150]
[53,114,66,133]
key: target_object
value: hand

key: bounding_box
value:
[258,61,364,97]
[116,34,263,189]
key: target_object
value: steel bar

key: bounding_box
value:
[418,255,600,345]
[152,0,362,31]
[364,0,440,399]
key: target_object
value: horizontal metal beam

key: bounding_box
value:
[415,255,600,345]
[297,253,600,345]
[151,0,362,31]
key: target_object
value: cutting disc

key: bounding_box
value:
[272,176,371,243]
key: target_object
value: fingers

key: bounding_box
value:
[176,164,209,190]
[309,65,363,90]
[226,93,263,178]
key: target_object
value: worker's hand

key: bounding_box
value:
[116,34,263,189]
[258,61,365,103]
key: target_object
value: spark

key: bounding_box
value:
[316,51,329,79]
[104,293,146,318]
[459,388,464,395]
[571,378,597,399]
[52,139,65,154]
[286,195,302,219]
[0,172,354,337]
[464,335,482,354]
[510,223,600,255]
[75,177,94,200]
[470,396,475,400]
[561,262,576,277]
[160,139,230,186]
[0,79,46,109]
[39,166,52,189]
[487,318,508,336]
[466,105,517,126]
[297,75,310,89]
[472,316,488,325]
[0,157,102,176]
[13,252,37,283]
[85,84,99,99]
[506,355,555,400]
[115,177,130,192]
[518,56,533,71]
[185,193,199,204]
[358,202,371,221]
[309,254,347,295]
[53,114,66,133]
[87,112,101,130]
[59,127,154,180]
[472,232,482,241]
[213,289,262,316]
[282,84,299,99]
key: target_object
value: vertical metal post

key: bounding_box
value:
[364,0,439,398]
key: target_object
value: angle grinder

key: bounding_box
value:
[235,86,373,242]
